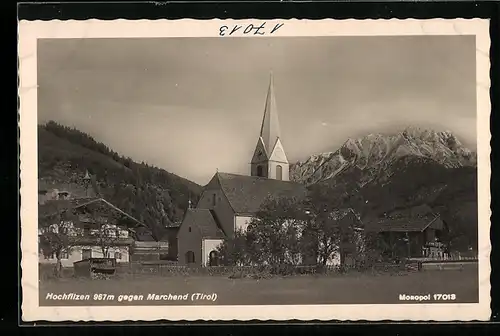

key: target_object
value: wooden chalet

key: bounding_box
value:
[365,204,448,260]
[38,197,145,267]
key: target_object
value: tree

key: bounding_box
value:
[216,228,249,266]
[245,196,306,267]
[439,202,478,254]
[39,197,140,279]
[38,200,79,278]
[229,184,365,271]
[300,183,361,268]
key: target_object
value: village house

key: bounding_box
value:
[38,174,144,268]
[130,224,179,262]
[177,74,308,266]
[365,204,449,260]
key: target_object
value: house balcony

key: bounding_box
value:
[68,236,135,247]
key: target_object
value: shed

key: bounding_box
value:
[74,257,117,279]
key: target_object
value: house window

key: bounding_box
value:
[257,165,264,177]
[213,193,217,206]
[188,227,192,233]
[276,165,283,180]
[114,251,122,260]
[83,224,91,236]
[60,250,69,259]
[82,248,92,260]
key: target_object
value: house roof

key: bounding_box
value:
[135,232,157,242]
[366,217,441,233]
[215,172,308,215]
[330,208,365,229]
[182,209,225,239]
[39,197,146,228]
[38,197,97,217]
[365,204,442,233]
[71,236,135,247]
[157,226,180,241]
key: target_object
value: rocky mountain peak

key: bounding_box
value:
[290,127,476,185]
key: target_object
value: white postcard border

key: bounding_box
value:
[19,18,492,321]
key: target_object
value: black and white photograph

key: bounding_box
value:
[19,19,491,321]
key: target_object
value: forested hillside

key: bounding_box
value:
[38,121,202,240]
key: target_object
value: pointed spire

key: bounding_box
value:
[260,72,281,155]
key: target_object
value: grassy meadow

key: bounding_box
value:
[39,265,479,306]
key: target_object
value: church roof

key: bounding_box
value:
[216,172,308,215]
[183,209,226,239]
[260,73,282,156]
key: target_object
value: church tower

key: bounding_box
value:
[250,73,290,181]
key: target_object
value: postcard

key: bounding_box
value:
[19,18,491,321]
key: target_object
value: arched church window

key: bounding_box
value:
[257,165,264,177]
[276,165,283,180]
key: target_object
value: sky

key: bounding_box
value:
[38,36,477,185]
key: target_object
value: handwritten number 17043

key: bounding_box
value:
[219,22,284,37]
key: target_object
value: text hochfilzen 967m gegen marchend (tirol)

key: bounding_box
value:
[45,292,218,303]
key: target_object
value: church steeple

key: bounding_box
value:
[250,73,290,181]
[260,72,281,155]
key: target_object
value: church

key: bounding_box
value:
[176,75,308,266]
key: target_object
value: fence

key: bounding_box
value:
[408,255,478,263]
[40,256,474,280]
[115,262,413,278]
[117,263,341,277]
[39,261,409,280]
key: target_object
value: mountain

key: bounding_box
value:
[38,121,202,240]
[291,126,476,186]
[290,126,478,251]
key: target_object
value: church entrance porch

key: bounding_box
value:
[208,251,219,266]
[202,238,224,267]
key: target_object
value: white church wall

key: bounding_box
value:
[269,138,288,163]
[268,161,290,181]
[267,138,289,181]
[234,216,252,232]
